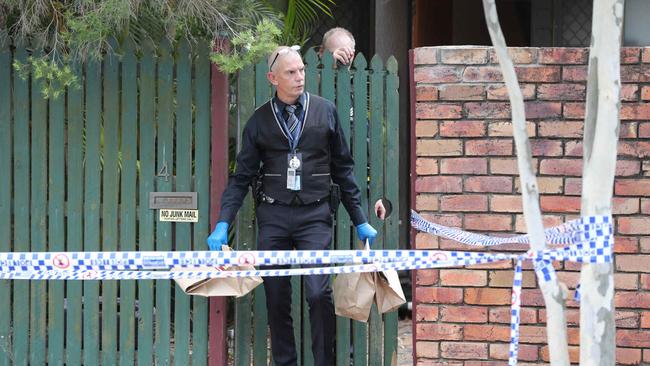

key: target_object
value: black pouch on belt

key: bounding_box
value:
[251,173,263,205]
[329,183,341,215]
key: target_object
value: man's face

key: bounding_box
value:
[267,52,305,103]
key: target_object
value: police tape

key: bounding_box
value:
[0,213,612,273]
[0,240,610,281]
[413,212,613,366]
[0,249,500,272]
[0,212,613,366]
[410,210,612,247]
[0,256,504,280]
[0,241,610,278]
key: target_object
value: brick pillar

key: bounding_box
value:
[411,46,650,365]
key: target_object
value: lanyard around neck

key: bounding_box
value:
[271,93,309,152]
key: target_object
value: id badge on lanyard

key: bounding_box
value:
[287,153,302,191]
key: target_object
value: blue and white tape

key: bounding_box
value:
[509,258,524,365]
[0,213,611,273]
[0,211,613,366]
[410,210,612,247]
[0,241,608,281]
[411,211,613,366]
[0,249,515,272]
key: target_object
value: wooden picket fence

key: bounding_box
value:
[0,38,400,365]
[0,39,212,365]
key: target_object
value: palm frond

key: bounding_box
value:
[280,0,334,46]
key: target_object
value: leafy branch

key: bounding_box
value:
[0,0,282,97]
[210,18,281,74]
[1,0,335,98]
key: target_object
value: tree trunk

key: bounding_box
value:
[481,1,570,364]
[579,0,623,364]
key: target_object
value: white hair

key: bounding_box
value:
[322,27,355,51]
[268,45,301,71]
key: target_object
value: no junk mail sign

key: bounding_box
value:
[159,209,199,223]
[149,192,199,223]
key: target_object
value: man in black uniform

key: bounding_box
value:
[206,46,377,366]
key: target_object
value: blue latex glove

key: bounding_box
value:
[356,222,377,246]
[207,222,229,251]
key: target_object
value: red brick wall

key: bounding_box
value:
[411,46,650,365]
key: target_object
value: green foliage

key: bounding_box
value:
[13,57,77,99]
[210,19,281,74]
[281,0,334,45]
[0,0,337,98]
[62,1,129,60]
[0,0,282,97]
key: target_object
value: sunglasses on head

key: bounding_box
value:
[269,45,301,71]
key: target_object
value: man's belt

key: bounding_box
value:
[261,192,329,207]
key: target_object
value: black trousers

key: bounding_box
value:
[256,200,335,366]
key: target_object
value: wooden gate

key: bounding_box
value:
[0,39,400,365]
[230,49,400,366]
[0,39,212,365]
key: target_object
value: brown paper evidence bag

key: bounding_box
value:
[332,243,407,322]
[172,246,263,297]
[172,243,406,320]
